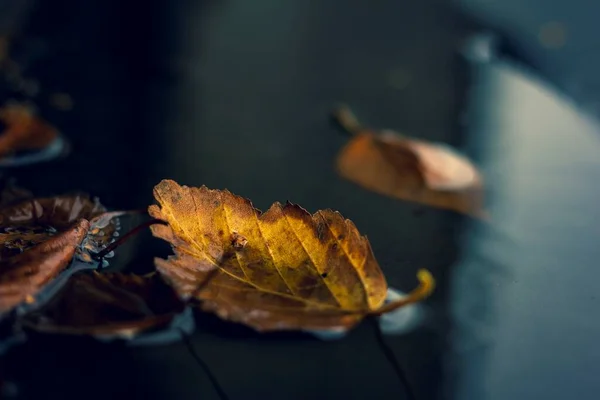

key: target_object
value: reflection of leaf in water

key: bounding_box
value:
[149,179,434,332]
[21,271,185,338]
[0,103,57,158]
[332,105,486,218]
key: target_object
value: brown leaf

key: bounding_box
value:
[149,179,434,332]
[0,194,122,314]
[20,271,185,337]
[0,194,117,261]
[0,219,89,314]
[0,103,58,158]
[332,105,486,218]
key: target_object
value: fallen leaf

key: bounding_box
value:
[20,271,185,337]
[0,194,119,261]
[332,105,485,218]
[0,103,58,158]
[0,194,122,314]
[0,219,89,314]
[149,179,434,332]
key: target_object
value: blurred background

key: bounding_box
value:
[1,0,599,399]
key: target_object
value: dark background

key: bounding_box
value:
[2,0,600,399]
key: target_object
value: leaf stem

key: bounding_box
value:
[330,104,365,136]
[369,269,435,317]
[93,218,165,260]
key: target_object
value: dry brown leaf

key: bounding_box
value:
[0,219,89,314]
[0,103,57,158]
[332,105,485,218]
[0,194,122,314]
[20,271,185,337]
[149,179,434,332]
[0,194,117,261]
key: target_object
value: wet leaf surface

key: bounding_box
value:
[0,193,119,262]
[0,193,122,315]
[0,219,89,314]
[149,180,433,332]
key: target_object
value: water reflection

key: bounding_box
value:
[449,34,600,400]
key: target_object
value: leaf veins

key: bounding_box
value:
[149,180,433,332]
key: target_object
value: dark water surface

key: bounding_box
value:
[3,1,600,400]
[3,1,466,399]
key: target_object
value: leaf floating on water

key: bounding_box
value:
[20,271,185,338]
[0,194,120,262]
[332,105,486,218]
[149,179,434,332]
[0,194,123,314]
[377,130,481,191]
[0,219,89,314]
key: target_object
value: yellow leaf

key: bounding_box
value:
[149,180,434,332]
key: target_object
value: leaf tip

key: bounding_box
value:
[416,268,435,298]
[331,103,363,136]
[155,178,177,188]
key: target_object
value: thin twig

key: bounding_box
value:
[178,260,228,399]
[369,295,423,317]
[93,218,165,260]
[179,328,230,400]
[369,316,416,400]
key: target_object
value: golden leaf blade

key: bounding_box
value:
[149,180,395,331]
